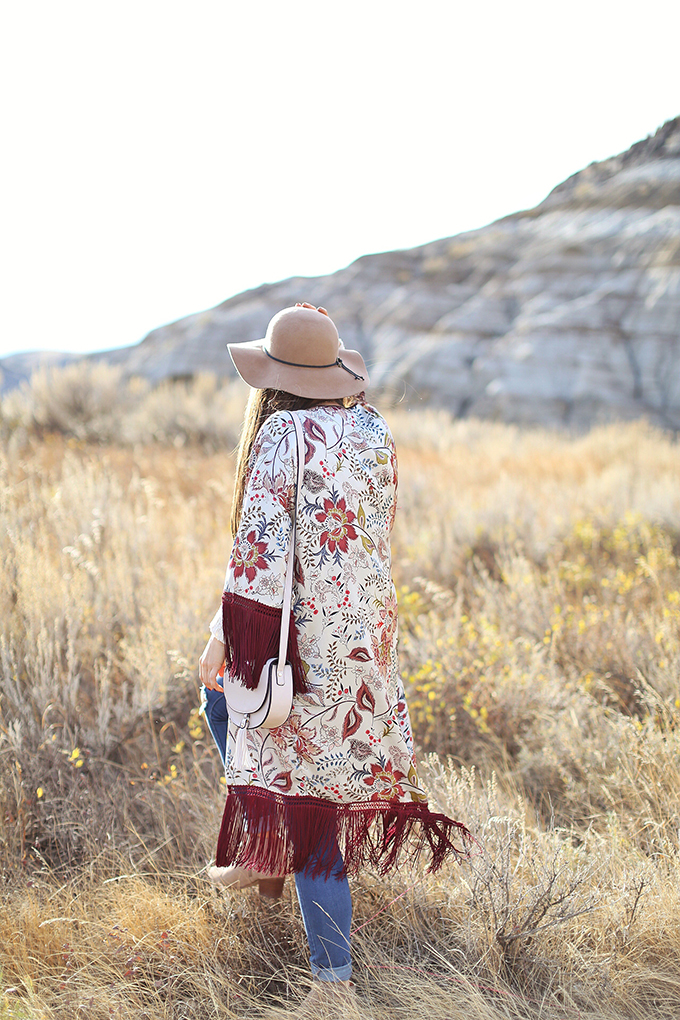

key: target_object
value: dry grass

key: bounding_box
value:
[2,380,680,1018]
[1,362,247,449]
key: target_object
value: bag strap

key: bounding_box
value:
[275,412,305,678]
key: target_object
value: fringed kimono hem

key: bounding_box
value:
[215,786,477,879]
[222,591,309,695]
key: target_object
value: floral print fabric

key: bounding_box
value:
[210,402,429,807]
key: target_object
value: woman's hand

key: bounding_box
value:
[199,635,226,692]
[295,302,328,316]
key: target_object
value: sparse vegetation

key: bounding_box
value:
[2,370,680,1018]
[1,361,246,448]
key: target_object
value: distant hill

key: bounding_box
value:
[5,118,680,428]
[0,351,80,394]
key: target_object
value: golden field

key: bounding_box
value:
[2,366,680,1018]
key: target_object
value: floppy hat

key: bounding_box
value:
[228,306,369,399]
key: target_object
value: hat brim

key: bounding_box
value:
[228,339,370,399]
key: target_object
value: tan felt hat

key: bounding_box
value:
[228,306,369,399]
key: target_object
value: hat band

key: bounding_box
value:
[264,348,364,382]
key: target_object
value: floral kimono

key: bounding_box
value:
[210,401,472,876]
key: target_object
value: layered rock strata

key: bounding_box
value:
[8,118,680,429]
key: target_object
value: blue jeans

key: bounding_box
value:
[201,684,228,766]
[295,842,352,981]
[201,686,353,981]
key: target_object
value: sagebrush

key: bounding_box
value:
[2,388,680,1018]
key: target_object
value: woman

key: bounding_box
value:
[199,303,472,1011]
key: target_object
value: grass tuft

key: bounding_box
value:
[2,399,680,1016]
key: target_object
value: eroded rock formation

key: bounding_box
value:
[10,118,680,429]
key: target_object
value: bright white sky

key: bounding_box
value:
[1,0,678,358]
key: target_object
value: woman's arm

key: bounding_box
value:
[199,634,226,692]
[200,411,307,694]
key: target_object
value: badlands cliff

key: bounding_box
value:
[31,119,680,428]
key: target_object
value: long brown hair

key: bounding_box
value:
[230,388,362,534]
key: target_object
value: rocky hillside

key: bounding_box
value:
[11,118,680,429]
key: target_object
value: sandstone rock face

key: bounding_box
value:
[9,118,680,429]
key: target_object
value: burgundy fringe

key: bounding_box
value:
[221,591,309,695]
[215,786,477,879]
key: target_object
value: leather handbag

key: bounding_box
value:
[222,412,305,764]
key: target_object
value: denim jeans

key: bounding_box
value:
[294,842,352,981]
[201,684,228,766]
[201,686,353,981]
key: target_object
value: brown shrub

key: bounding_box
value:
[1,412,680,1017]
